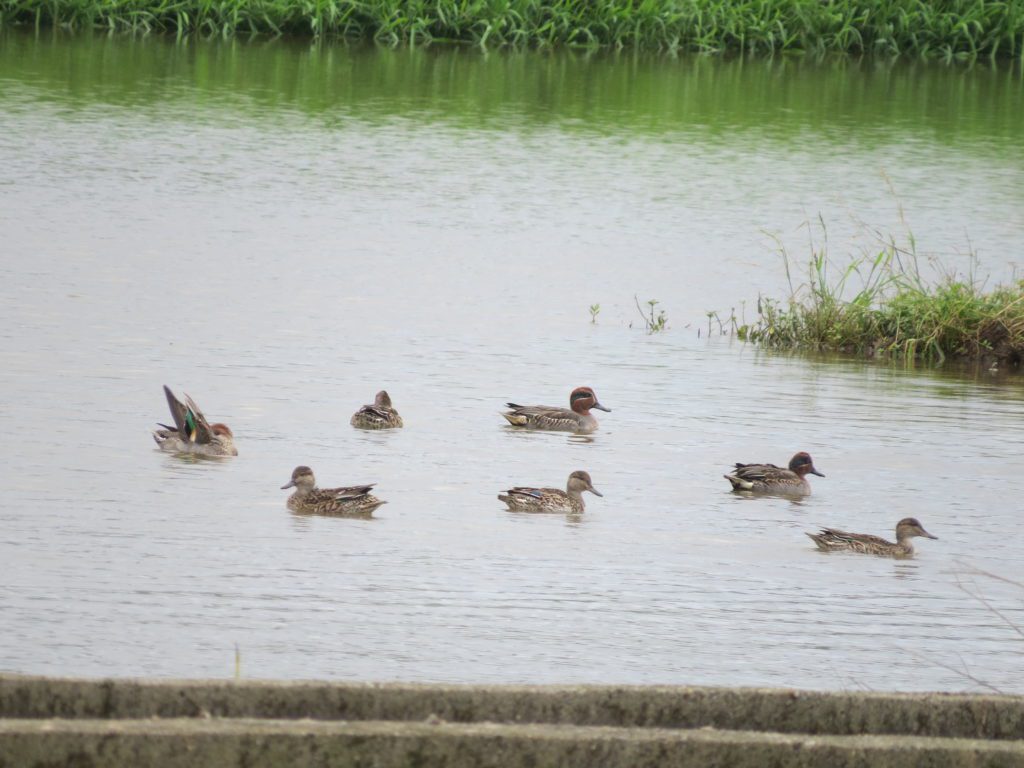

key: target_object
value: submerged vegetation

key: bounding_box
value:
[739,226,1024,365]
[634,296,668,333]
[1,0,1022,58]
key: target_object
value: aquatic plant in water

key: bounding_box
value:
[635,296,667,333]
[739,222,1024,365]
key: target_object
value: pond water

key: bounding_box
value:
[1,31,1023,693]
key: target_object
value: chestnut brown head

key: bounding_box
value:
[788,452,824,477]
[569,387,610,414]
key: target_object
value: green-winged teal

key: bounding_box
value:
[502,387,610,434]
[724,451,824,496]
[152,385,237,457]
[807,517,938,558]
[498,470,602,513]
[280,466,385,517]
[350,390,403,430]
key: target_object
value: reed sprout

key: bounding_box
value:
[635,296,668,333]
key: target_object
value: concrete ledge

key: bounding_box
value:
[3,676,1024,740]
[2,719,1023,768]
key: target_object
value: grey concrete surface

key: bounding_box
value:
[3,676,1023,767]
[3,675,1024,739]
[2,719,1024,768]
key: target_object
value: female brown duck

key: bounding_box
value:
[807,518,938,558]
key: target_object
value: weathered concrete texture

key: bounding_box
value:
[2,719,1024,768]
[3,676,1024,740]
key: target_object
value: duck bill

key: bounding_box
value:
[280,480,296,489]
[592,403,611,412]
[588,487,604,497]
[810,468,825,477]
[922,529,938,540]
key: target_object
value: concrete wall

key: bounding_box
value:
[2,676,1023,767]
[4,676,1024,738]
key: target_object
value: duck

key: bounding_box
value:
[498,470,602,513]
[280,466,385,517]
[724,451,823,496]
[807,517,938,558]
[152,385,237,457]
[350,390,403,430]
[502,387,610,434]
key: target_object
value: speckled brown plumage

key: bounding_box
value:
[281,466,385,517]
[807,518,938,558]
[350,390,403,430]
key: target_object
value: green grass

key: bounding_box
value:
[2,0,1022,58]
[739,226,1024,364]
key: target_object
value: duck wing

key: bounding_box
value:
[162,386,190,436]
[162,386,216,445]
[731,462,796,483]
[184,394,219,444]
[505,486,544,500]
[506,486,562,500]
[818,528,893,547]
[505,405,580,431]
[355,405,393,422]
[316,484,376,502]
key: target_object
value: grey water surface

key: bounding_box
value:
[1,32,1023,692]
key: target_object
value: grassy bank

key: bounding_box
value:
[1,0,1022,58]
[739,234,1024,364]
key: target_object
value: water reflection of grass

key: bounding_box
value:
[3,31,1021,150]
[1,0,1021,59]
[740,221,1024,365]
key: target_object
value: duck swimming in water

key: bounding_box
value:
[152,385,237,457]
[502,387,610,434]
[280,465,385,517]
[807,517,938,558]
[498,471,603,513]
[724,452,824,496]
[350,390,403,430]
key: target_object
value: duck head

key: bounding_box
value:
[569,387,610,414]
[896,517,937,541]
[567,470,603,497]
[374,390,393,408]
[211,423,238,456]
[789,452,824,477]
[281,465,316,492]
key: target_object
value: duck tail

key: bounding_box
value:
[724,473,752,490]
[806,532,828,550]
